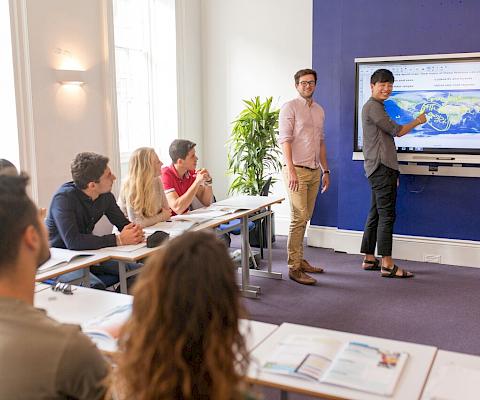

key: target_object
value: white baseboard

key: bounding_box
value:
[306,225,480,268]
[273,215,290,236]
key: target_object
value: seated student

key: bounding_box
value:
[162,139,213,215]
[46,152,144,289]
[118,147,171,227]
[0,174,108,399]
[0,158,18,176]
[111,230,256,400]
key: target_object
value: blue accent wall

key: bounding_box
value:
[311,0,480,241]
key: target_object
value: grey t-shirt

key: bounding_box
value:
[0,297,108,400]
[361,97,401,177]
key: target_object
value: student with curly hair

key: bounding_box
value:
[111,230,256,400]
[118,147,171,227]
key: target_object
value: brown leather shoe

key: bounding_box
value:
[300,259,324,273]
[289,269,317,285]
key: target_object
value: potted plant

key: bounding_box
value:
[227,96,282,247]
[227,96,282,195]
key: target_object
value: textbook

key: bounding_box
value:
[82,303,132,352]
[38,248,94,273]
[262,334,408,396]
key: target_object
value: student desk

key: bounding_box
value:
[193,195,285,298]
[95,245,160,294]
[40,195,284,297]
[248,322,437,400]
[420,350,480,400]
[34,283,132,324]
[34,283,279,352]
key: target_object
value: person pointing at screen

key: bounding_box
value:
[360,69,426,278]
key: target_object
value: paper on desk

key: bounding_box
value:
[424,364,480,400]
[171,209,230,222]
[213,195,272,209]
[82,303,132,352]
[143,220,196,235]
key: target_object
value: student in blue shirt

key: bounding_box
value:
[46,152,144,289]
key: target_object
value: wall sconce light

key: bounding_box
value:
[55,69,86,85]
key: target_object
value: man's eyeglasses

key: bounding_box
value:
[298,80,316,87]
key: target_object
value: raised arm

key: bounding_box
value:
[397,113,427,137]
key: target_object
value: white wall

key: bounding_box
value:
[11,0,112,208]
[11,0,312,235]
[11,0,205,209]
[176,0,204,158]
[200,0,313,233]
[1,1,20,168]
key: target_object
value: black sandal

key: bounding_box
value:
[362,258,381,271]
[381,265,414,278]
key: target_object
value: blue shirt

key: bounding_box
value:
[46,182,130,250]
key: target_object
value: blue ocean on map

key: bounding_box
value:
[384,90,480,137]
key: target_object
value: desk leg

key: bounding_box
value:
[118,261,128,294]
[239,215,260,298]
[248,207,282,280]
[82,267,90,287]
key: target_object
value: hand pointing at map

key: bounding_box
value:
[416,112,427,124]
[397,111,427,137]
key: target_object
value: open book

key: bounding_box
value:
[82,303,132,352]
[38,248,94,274]
[262,334,408,396]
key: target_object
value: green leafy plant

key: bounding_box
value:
[227,96,282,195]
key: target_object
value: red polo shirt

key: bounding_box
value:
[161,164,196,215]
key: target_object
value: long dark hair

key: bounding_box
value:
[114,230,250,399]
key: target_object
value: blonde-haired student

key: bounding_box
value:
[119,147,171,227]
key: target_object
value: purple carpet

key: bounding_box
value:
[235,235,480,399]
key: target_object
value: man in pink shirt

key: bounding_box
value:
[279,68,330,285]
[162,139,213,215]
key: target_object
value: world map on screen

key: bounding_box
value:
[384,90,480,136]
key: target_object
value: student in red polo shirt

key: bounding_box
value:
[161,139,213,215]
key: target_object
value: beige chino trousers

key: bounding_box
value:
[282,166,321,271]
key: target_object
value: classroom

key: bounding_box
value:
[1,1,479,399]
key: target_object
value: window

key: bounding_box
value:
[113,0,178,178]
[0,1,20,168]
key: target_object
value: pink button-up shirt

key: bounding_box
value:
[278,96,325,169]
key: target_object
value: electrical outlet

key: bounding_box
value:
[424,254,441,263]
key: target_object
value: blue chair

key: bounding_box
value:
[218,218,258,269]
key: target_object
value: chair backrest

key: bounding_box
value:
[260,177,272,196]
